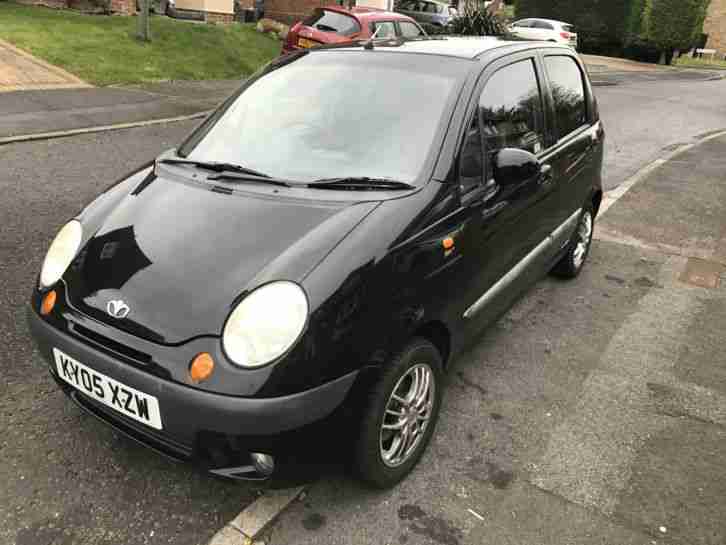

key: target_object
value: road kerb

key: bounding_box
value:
[0,111,211,146]
[207,486,306,545]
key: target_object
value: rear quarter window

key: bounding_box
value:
[544,55,587,139]
[303,9,361,36]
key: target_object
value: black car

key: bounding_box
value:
[28,37,603,488]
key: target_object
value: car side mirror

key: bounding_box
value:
[493,148,541,188]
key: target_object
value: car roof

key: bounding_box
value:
[322,4,415,21]
[325,36,566,60]
[515,17,570,26]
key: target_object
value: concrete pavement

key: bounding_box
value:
[0,38,90,93]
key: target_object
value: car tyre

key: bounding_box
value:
[551,203,595,278]
[353,338,443,488]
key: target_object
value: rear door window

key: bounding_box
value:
[532,20,554,30]
[371,21,397,38]
[399,21,425,37]
[479,59,546,167]
[303,9,361,36]
[544,55,587,139]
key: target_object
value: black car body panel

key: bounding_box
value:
[28,38,603,477]
[65,168,379,345]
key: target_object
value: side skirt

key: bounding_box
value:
[463,208,582,320]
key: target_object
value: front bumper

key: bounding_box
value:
[28,305,359,474]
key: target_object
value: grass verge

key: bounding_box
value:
[0,2,281,85]
[674,55,726,71]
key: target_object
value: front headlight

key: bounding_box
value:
[222,281,308,368]
[39,220,82,289]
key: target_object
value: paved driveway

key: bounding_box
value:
[0,38,89,92]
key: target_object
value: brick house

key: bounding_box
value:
[16,0,234,23]
[263,0,390,23]
[704,0,726,58]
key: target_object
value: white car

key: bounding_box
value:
[508,18,578,50]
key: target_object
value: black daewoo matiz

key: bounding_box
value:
[29,37,603,488]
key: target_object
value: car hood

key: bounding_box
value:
[65,171,378,344]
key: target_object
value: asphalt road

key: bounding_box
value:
[1,72,725,545]
[0,122,262,545]
[597,75,726,190]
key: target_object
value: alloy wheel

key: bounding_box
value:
[379,363,436,468]
[572,210,593,269]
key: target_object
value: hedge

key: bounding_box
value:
[515,0,633,54]
[515,0,711,60]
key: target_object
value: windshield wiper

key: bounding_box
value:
[157,158,271,178]
[309,177,415,190]
[205,171,292,187]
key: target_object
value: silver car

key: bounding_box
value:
[396,0,457,28]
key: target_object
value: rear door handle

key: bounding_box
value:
[539,163,553,185]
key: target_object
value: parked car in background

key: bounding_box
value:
[396,0,456,28]
[282,6,426,54]
[509,18,578,49]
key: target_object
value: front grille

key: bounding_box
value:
[71,323,152,365]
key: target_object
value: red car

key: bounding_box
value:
[282,5,427,54]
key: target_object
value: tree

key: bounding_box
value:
[645,0,711,64]
[137,0,151,42]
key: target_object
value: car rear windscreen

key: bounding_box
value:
[303,9,361,36]
[562,24,574,33]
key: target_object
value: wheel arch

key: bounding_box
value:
[591,188,603,217]
[412,320,451,368]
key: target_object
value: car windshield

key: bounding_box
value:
[180,52,463,185]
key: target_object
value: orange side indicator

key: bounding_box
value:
[190,352,215,383]
[442,237,455,250]
[40,290,57,316]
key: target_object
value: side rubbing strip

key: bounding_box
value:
[463,208,582,320]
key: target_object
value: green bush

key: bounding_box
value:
[448,6,505,36]
[646,0,710,52]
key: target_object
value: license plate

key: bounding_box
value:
[297,37,317,49]
[53,348,163,430]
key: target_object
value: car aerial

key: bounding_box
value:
[282,5,426,54]
[509,18,578,50]
[28,36,603,488]
[395,0,456,28]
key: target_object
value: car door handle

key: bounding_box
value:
[539,164,553,185]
